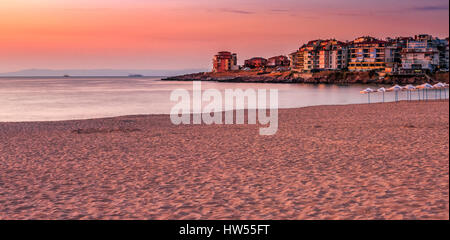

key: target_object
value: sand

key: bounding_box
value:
[0,101,448,220]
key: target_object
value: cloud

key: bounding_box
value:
[269,9,290,13]
[410,5,449,11]
[219,8,254,14]
[334,12,366,17]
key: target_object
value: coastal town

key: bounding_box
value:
[165,34,450,84]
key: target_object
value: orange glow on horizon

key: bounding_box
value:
[0,0,448,71]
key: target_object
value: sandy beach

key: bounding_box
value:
[0,100,448,220]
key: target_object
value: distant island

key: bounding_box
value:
[128,74,144,77]
[0,68,208,77]
[164,34,449,85]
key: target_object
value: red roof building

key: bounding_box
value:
[244,57,268,69]
[267,55,290,67]
[213,51,238,72]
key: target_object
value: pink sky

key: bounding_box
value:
[0,0,448,72]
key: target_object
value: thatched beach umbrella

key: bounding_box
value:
[378,87,386,103]
[387,85,403,102]
[360,88,375,104]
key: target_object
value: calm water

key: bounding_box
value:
[0,77,414,122]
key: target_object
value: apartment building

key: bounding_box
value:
[289,49,308,72]
[401,37,440,73]
[348,36,395,72]
[437,38,449,71]
[319,40,349,70]
[385,37,412,73]
[212,51,238,72]
[267,55,290,67]
[290,39,349,72]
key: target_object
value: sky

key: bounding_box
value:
[0,0,449,72]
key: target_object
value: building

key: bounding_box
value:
[348,36,395,72]
[437,37,449,71]
[289,49,307,72]
[212,51,238,72]
[289,49,305,72]
[290,39,349,72]
[302,40,322,71]
[288,51,300,70]
[267,55,290,67]
[444,37,449,71]
[400,36,440,73]
[318,43,332,70]
[244,57,268,69]
[289,40,322,72]
[386,37,413,73]
[415,34,449,72]
[329,44,350,70]
[318,40,349,70]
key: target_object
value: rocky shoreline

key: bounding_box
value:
[162,70,449,85]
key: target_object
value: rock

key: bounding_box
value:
[161,71,449,85]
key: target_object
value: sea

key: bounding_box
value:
[0,76,437,122]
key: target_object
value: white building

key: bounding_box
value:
[401,40,439,72]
